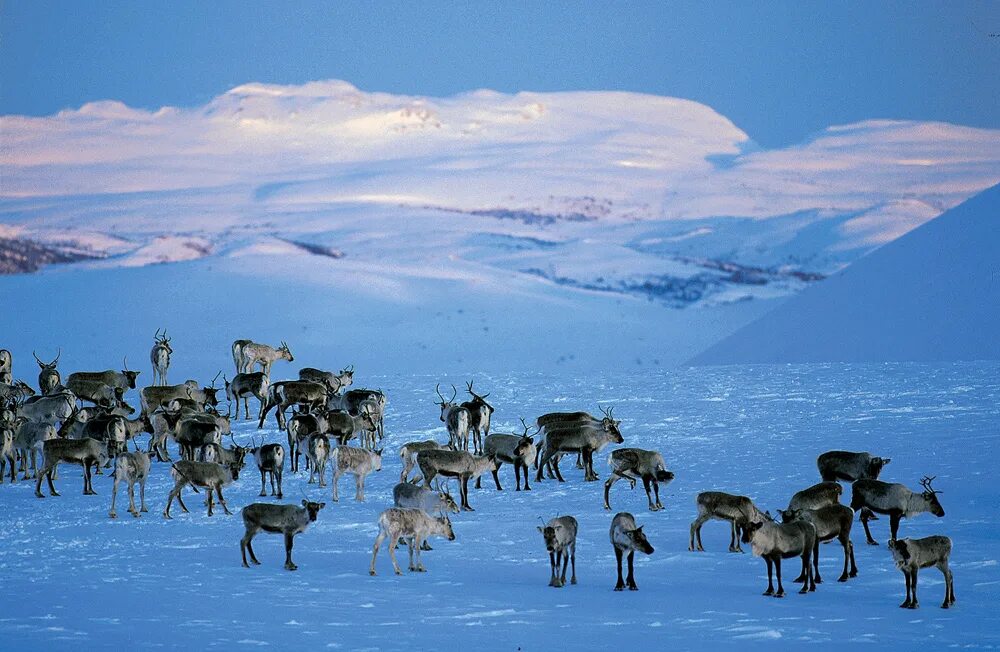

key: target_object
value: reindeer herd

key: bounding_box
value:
[0,339,958,610]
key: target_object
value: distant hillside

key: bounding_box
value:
[688,183,1000,364]
[0,237,99,274]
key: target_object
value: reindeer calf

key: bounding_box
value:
[369,508,455,576]
[110,449,152,518]
[539,515,578,587]
[398,439,445,483]
[888,535,955,609]
[241,500,325,571]
[250,442,284,499]
[306,433,331,487]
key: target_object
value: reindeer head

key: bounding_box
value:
[599,405,624,443]
[32,349,60,371]
[919,476,945,517]
[515,418,537,454]
[869,456,891,478]
[741,520,765,544]
[435,514,456,541]
[626,525,654,554]
[301,499,326,521]
[777,508,801,524]
[435,384,457,420]
[372,449,383,472]
[887,538,911,563]
[537,522,567,552]
[338,365,355,387]
[121,357,141,388]
[153,329,173,354]
[465,380,494,413]
[434,481,461,514]
[279,342,294,362]
[655,468,676,483]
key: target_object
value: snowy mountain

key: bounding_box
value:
[2,80,999,313]
[688,183,1000,364]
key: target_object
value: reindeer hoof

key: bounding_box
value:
[394,569,403,576]
[941,603,950,609]
[369,570,376,576]
[109,512,117,519]
[285,563,298,571]
[774,592,785,598]
[837,576,848,583]
[614,585,625,592]
[867,540,879,546]
[763,589,774,596]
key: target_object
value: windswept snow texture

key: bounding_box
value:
[689,183,1000,365]
[1,363,997,650]
[2,81,999,308]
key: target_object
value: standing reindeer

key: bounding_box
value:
[689,491,766,553]
[535,406,623,483]
[538,515,578,588]
[369,508,455,576]
[461,380,494,455]
[477,418,537,491]
[329,446,382,502]
[436,384,471,451]
[398,439,446,483]
[742,516,818,597]
[610,512,654,591]
[241,500,326,571]
[224,372,270,421]
[603,448,675,512]
[232,339,293,376]
[150,329,172,386]
[249,440,285,499]
[33,350,61,395]
[888,536,955,609]
[109,447,152,518]
[851,476,945,545]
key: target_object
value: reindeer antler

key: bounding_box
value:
[52,348,60,366]
[122,356,130,371]
[435,383,446,404]
[920,476,941,494]
[449,384,458,403]
[211,370,222,388]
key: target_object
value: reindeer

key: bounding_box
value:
[786,481,842,512]
[33,350,61,395]
[109,447,152,518]
[150,329,172,386]
[603,448,675,512]
[18,390,73,426]
[2,379,37,406]
[299,366,354,395]
[0,349,10,385]
[436,384,471,451]
[369,508,455,576]
[477,418,537,491]
[778,505,858,583]
[34,438,109,497]
[817,450,890,482]
[246,440,284,498]
[888,536,955,609]
[851,476,945,545]
[163,458,243,518]
[140,379,220,417]
[14,420,58,480]
[326,410,377,447]
[232,339,293,375]
[224,372,269,421]
[240,500,326,571]
[742,516,818,597]
[305,433,331,487]
[65,378,129,411]
[611,512,654,591]
[535,409,614,475]
[66,358,140,392]
[689,491,766,553]
[461,380,494,455]
[329,445,382,501]
[538,515,578,588]
[534,406,623,482]
[398,439,446,483]
[357,398,385,447]
[257,380,327,430]
[417,449,497,511]
[286,410,329,472]
[393,478,460,550]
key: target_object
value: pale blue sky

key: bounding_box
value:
[1,1,998,147]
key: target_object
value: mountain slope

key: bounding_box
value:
[688,183,1000,364]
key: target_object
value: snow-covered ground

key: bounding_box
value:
[1,362,997,650]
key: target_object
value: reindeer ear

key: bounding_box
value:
[318,502,326,509]
[301,499,308,507]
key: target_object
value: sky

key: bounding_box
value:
[1,1,998,148]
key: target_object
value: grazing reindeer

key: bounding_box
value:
[299,366,354,394]
[538,515,578,588]
[416,449,497,511]
[817,450,890,482]
[163,458,243,518]
[689,491,766,553]
[224,372,270,421]
[393,479,460,550]
[477,418,537,491]
[150,329,172,386]
[306,433,331,487]
[535,406,623,483]
[369,508,455,576]
[67,358,141,392]
[787,481,842,512]
[109,447,152,518]
[240,500,326,571]
[33,350,61,395]
[610,512,654,591]
[851,476,945,545]
[1,426,16,483]
[604,448,675,512]
[436,384,471,451]
[330,446,382,502]
[742,516,818,597]
[461,380,494,455]
[398,439,446,483]
[888,536,955,609]
[778,505,858,583]
[34,438,109,497]
[249,441,285,498]
[232,339,293,375]
[18,391,74,426]
[257,380,327,430]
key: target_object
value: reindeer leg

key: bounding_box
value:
[729,519,742,553]
[849,540,858,578]
[522,462,531,491]
[900,569,912,608]
[140,477,148,513]
[276,467,283,499]
[626,551,638,591]
[860,510,879,545]
[642,477,656,511]
[909,568,920,609]
[560,549,570,587]
[689,515,707,552]
[603,474,617,510]
[176,486,190,513]
[218,486,232,515]
[332,469,340,502]
[388,535,403,575]
[812,539,822,585]
[284,532,297,571]
[889,511,902,542]
[838,535,850,582]
[614,547,625,591]
[653,479,663,510]
[128,482,138,517]
[461,476,474,511]
[551,455,566,483]
[206,487,214,516]
[240,530,254,567]
[774,556,785,597]
[407,538,416,571]
[492,464,502,491]
[799,551,811,594]
[84,462,95,495]
[259,469,267,497]
[548,551,558,587]
[109,475,120,518]
[762,556,774,595]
